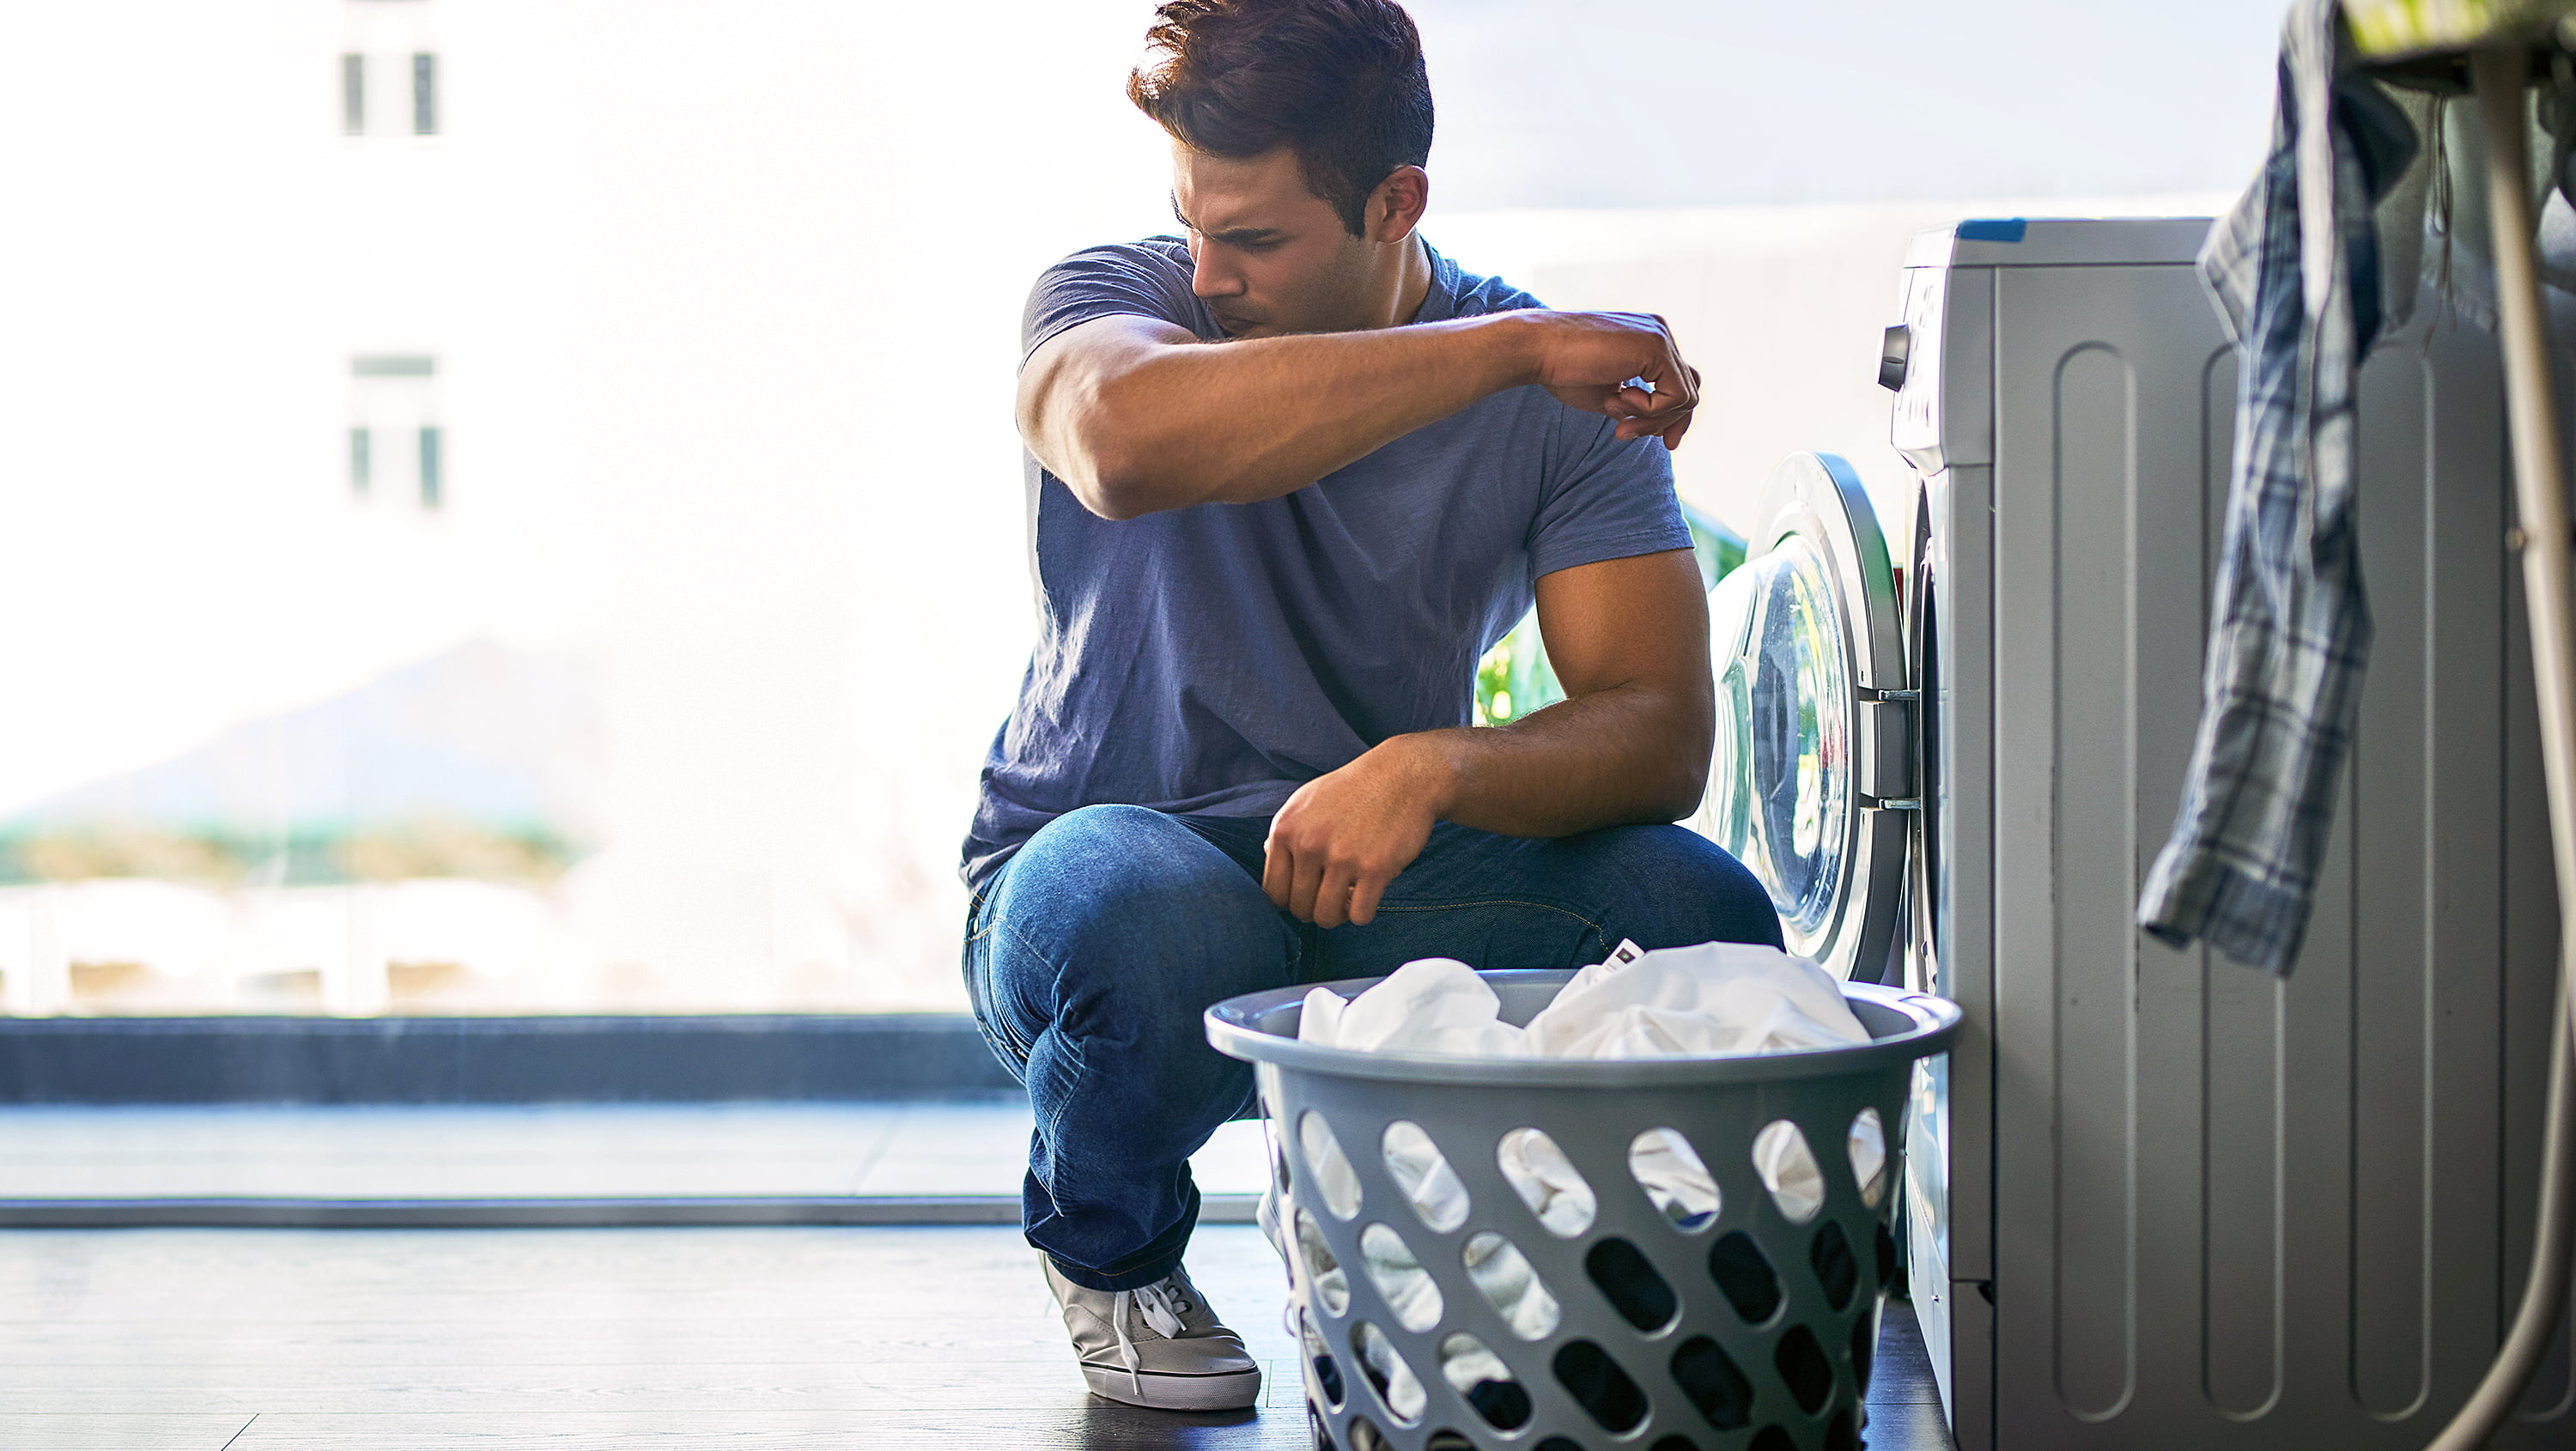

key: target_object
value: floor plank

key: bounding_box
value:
[1867,1295,1946,1406]
[222,1407,1311,1450]
[1862,1400,1957,1450]
[0,1415,257,1451]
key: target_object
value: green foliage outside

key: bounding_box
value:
[0,822,581,888]
[1473,499,1746,726]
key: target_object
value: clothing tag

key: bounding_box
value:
[1607,939,1645,967]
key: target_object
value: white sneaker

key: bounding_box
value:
[1258,1182,1286,1261]
[1042,1257,1263,1411]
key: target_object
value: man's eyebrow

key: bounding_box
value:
[1170,197,1282,244]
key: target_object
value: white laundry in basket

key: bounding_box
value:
[1529,938,1870,1058]
[1294,944,1878,1242]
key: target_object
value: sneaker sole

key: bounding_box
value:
[1079,1361,1263,1411]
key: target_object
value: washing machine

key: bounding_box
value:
[1701,217,2574,1448]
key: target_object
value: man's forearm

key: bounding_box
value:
[1042,313,1537,519]
[1387,683,1711,840]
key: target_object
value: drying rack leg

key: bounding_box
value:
[2428,42,2576,1451]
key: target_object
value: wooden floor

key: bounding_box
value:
[2,1224,1954,1450]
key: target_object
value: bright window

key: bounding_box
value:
[0,0,2270,1019]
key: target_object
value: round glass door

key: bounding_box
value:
[1697,452,1908,980]
[1707,538,1853,939]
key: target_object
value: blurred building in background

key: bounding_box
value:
[0,0,2269,1016]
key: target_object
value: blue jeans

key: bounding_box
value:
[960,804,1783,1291]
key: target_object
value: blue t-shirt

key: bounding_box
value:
[961,236,1692,888]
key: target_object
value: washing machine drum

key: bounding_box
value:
[1696,452,1911,983]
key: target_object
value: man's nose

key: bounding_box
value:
[1190,246,1244,300]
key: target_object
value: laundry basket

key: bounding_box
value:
[1205,969,1959,1451]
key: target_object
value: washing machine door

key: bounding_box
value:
[1695,452,1910,981]
[1904,479,1942,998]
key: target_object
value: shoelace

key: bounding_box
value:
[1109,1278,1193,1398]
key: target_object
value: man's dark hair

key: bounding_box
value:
[1127,0,1434,238]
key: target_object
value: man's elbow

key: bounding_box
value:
[1647,707,1713,822]
[1025,361,1167,521]
[1059,409,1180,520]
[1036,424,1154,519]
[1066,466,1154,521]
[1649,755,1710,823]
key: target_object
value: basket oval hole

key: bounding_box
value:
[1498,1126,1596,1235]
[1382,1120,1469,1232]
[1300,1111,1363,1219]
[1752,1119,1826,1223]
[1749,1427,1795,1451]
[1359,1222,1444,1332]
[1423,1432,1478,1451]
[1774,1323,1835,1414]
[1299,1306,1347,1408]
[1628,1126,1720,1229]
[1534,1439,1586,1451]
[1810,1220,1859,1311]
[1670,1334,1754,1430]
[1583,1236,1679,1332]
[1707,1230,1783,1324]
[1437,1331,1532,1431]
[1297,1208,1351,1315]
[1462,1229,1561,1339]
[1270,1120,1296,1200]
[1552,1339,1650,1433]
[1850,1309,1876,1394]
[1351,1320,1427,1425]
[1826,1408,1862,1451]
[1848,1108,1887,1208]
[1651,1437,1704,1451]
[1346,1414,1390,1451]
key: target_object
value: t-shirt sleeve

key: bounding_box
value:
[1021,242,1201,367]
[1526,410,1695,580]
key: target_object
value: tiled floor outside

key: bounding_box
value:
[0,1103,1272,1200]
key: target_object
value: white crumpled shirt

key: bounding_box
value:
[1298,940,1868,1059]
[1294,941,1881,1236]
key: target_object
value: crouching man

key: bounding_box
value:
[960,0,1783,1411]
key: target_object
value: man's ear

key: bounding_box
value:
[1368,166,1429,244]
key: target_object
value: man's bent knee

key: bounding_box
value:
[1002,805,1249,945]
[990,804,1292,1029]
[1578,823,1785,951]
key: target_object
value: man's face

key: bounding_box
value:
[1170,143,1376,338]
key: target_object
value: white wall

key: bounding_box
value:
[1435,195,2233,539]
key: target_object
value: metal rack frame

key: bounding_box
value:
[2424,39,2576,1451]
